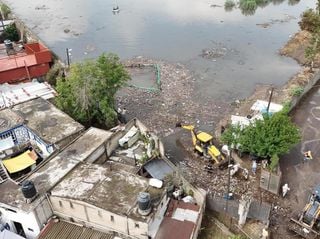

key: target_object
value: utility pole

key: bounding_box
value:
[66,48,72,67]
[225,147,231,214]
[266,87,274,115]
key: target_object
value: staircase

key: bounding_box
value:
[0,162,8,183]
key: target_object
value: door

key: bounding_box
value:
[13,221,26,238]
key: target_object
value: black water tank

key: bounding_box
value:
[21,180,37,199]
[137,192,151,211]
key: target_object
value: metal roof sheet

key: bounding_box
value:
[38,220,114,239]
[0,82,56,109]
[143,158,174,180]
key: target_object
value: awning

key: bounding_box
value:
[2,150,37,174]
[144,158,174,180]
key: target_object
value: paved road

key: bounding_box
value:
[281,82,320,209]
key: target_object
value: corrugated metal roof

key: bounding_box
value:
[155,199,200,239]
[38,220,114,239]
[143,158,174,180]
[0,82,56,109]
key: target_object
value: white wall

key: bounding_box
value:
[50,196,149,239]
[0,197,52,239]
[0,206,40,239]
[148,194,170,238]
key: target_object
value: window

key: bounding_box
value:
[59,201,63,207]
[6,208,16,213]
[135,223,139,228]
[110,215,114,222]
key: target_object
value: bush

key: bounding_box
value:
[290,86,304,97]
[239,0,257,15]
[269,154,279,172]
[0,3,11,19]
[3,24,19,42]
[225,0,236,10]
[46,63,64,86]
[299,9,320,33]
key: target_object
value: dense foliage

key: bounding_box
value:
[299,9,320,33]
[55,53,129,128]
[0,3,11,19]
[3,24,19,42]
[221,110,300,159]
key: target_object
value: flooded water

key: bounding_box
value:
[4,0,316,100]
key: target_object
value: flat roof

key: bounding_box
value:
[0,108,24,133]
[38,220,114,239]
[51,163,163,221]
[0,127,113,211]
[11,98,84,144]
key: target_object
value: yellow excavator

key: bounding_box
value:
[176,123,224,164]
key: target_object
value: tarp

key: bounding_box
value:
[3,150,37,173]
[250,100,283,114]
[0,137,15,151]
[144,158,174,180]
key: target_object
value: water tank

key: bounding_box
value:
[4,40,13,50]
[21,180,37,199]
[137,192,151,216]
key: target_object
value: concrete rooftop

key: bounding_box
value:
[51,163,163,221]
[11,98,84,144]
[0,108,24,133]
[0,127,113,211]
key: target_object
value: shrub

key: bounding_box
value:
[0,3,11,19]
[3,23,19,42]
[269,154,279,172]
[225,0,236,10]
[239,0,257,15]
[299,9,320,33]
[290,86,304,97]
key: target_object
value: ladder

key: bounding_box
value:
[0,162,9,183]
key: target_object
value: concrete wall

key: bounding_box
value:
[147,193,170,238]
[49,196,149,239]
[290,70,320,111]
[0,197,52,239]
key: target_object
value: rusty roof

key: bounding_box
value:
[38,219,114,239]
[155,199,200,239]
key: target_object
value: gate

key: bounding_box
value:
[260,168,281,195]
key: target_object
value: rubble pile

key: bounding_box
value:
[117,57,231,136]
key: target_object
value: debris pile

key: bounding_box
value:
[116,57,231,136]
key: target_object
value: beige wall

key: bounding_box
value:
[50,196,149,239]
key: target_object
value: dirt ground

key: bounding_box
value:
[280,30,320,68]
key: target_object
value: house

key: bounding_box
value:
[0,114,205,239]
[0,97,84,183]
[0,127,113,238]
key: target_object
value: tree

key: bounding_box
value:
[299,9,320,33]
[55,53,129,128]
[3,23,19,42]
[221,110,300,159]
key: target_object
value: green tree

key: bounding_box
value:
[221,111,300,159]
[299,9,320,33]
[3,23,19,42]
[55,53,129,128]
